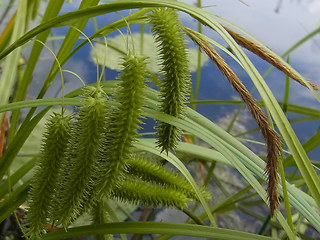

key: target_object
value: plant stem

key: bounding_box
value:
[182,207,206,225]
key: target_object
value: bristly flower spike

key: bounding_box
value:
[27,112,72,239]
[126,155,211,201]
[95,51,148,198]
[111,178,191,209]
[148,8,191,154]
[53,86,108,227]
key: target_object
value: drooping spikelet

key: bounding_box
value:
[148,8,191,153]
[95,52,147,198]
[54,86,108,227]
[126,155,211,201]
[111,178,191,209]
[27,112,71,239]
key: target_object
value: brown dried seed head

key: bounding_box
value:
[223,26,319,91]
[185,28,281,214]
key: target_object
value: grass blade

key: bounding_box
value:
[43,222,276,240]
[0,0,26,121]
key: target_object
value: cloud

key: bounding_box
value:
[303,0,320,14]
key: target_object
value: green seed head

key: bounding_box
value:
[149,8,191,153]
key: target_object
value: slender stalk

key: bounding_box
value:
[191,0,203,110]
[278,158,295,232]
[0,0,15,25]
[282,57,290,113]
[182,207,205,226]
[258,215,271,235]
[140,23,144,54]
[226,105,245,133]
[279,61,294,232]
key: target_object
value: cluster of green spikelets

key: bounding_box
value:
[26,8,203,239]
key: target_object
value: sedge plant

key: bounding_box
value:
[0,1,319,240]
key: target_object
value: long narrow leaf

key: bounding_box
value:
[0,0,26,121]
[0,179,30,223]
[0,157,36,197]
[43,222,276,240]
[9,0,65,136]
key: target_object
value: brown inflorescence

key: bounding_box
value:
[223,26,319,91]
[186,28,282,215]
